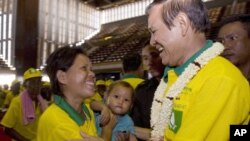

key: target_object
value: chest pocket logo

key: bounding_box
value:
[169,110,182,133]
[169,86,192,133]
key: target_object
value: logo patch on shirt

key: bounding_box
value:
[169,110,182,133]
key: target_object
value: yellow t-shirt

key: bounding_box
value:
[37,103,97,141]
[164,56,250,141]
[3,91,14,107]
[1,95,42,140]
[123,78,144,90]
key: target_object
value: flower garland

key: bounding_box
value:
[150,42,224,140]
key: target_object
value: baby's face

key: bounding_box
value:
[106,85,133,115]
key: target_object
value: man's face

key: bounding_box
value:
[148,4,183,67]
[218,21,250,66]
[142,45,164,78]
[26,77,42,100]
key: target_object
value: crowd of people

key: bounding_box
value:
[0,0,249,140]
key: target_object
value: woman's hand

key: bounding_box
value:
[80,131,104,141]
[66,131,104,141]
[115,131,129,141]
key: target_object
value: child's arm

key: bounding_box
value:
[90,101,111,126]
[100,114,117,141]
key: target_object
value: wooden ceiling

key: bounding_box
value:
[81,0,250,10]
[81,0,142,10]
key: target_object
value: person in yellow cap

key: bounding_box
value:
[0,84,10,108]
[1,68,48,141]
[96,80,106,98]
[105,79,113,87]
[40,81,52,102]
[3,80,21,108]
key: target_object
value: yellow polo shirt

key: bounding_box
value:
[3,91,17,107]
[37,103,97,141]
[162,41,249,141]
[1,95,42,140]
[122,74,144,90]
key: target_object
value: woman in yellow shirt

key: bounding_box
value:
[37,46,116,141]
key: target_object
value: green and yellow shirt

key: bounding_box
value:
[163,41,249,141]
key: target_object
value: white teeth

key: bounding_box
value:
[158,47,163,52]
[86,81,94,86]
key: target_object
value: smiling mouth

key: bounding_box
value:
[158,47,164,53]
[115,106,122,109]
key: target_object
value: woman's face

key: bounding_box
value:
[62,54,95,99]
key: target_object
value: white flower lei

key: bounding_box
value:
[150,42,224,140]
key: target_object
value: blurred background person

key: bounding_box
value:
[40,81,53,105]
[217,14,250,82]
[131,43,165,141]
[122,53,145,90]
[3,80,21,108]
[217,14,250,125]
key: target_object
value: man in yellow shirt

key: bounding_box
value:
[217,14,250,83]
[146,0,249,141]
[1,68,47,141]
[217,14,250,125]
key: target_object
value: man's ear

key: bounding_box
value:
[176,12,190,36]
[56,70,67,84]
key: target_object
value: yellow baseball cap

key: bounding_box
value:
[42,81,51,87]
[96,80,106,86]
[23,68,42,80]
[105,79,113,87]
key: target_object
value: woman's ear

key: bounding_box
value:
[56,70,67,84]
